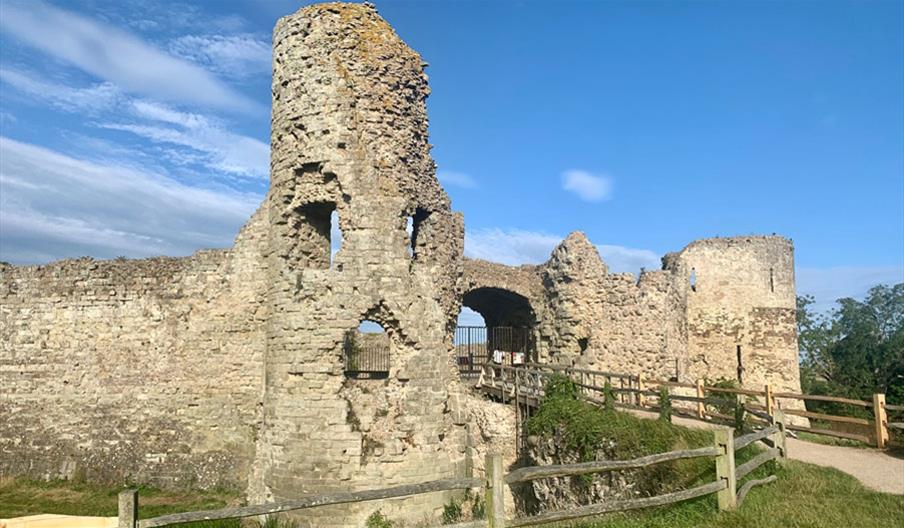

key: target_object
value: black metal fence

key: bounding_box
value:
[344,331,390,378]
[455,326,534,377]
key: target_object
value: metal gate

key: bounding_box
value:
[455,326,535,377]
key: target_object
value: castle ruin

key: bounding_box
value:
[0,3,801,525]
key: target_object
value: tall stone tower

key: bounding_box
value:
[251,2,467,524]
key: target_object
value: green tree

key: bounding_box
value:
[797,284,904,406]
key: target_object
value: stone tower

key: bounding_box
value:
[251,2,467,524]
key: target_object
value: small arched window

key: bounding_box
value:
[689,268,697,292]
[344,320,389,379]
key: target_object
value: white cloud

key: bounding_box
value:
[0,1,258,113]
[0,68,123,113]
[561,169,613,202]
[0,137,261,264]
[597,244,661,273]
[169,34,271,79]
[98,100,269,179]
[438,170,477,189]
[465,228,562,266]
[796,266,904,314]
[464,227,658,275]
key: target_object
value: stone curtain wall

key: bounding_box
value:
[0,211,270,489]
[252,3,468,525]
[461,233,800,392]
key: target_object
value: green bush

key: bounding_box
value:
[603,380,615,411]
[658,387,672,423]
[441,497,462,524]
[365,510,394,528]
[526,374,716,495]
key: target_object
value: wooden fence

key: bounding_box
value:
[116,415,786,528]
[477,363,896,449]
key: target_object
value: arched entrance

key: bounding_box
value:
[455,287,537,376]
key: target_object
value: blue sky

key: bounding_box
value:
[0,0,901,315]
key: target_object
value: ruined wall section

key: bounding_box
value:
[662,236,801,394]
[256,3,467,525]
[0,209,270,489]
[536,233,683,381]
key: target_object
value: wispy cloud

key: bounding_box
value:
[0,68,123,113]
[0,137,260,264]
[597,244,661,273]
[169,34,271,79]
[465,228,562,266]
[561,169,613,202]
[0,1,258,113]
[438,170,478,189]
[464,227,658,274]
[100,100,270,179]
[797,266,904,313]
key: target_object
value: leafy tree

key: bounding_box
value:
[797,284,904,407]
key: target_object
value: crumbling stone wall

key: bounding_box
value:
[461,233,799,393]
[0,209,269,489]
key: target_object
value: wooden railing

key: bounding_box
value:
[117,417,787,528]
[476,363,894,448]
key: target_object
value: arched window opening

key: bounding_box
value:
[769,268,775,293]
[330,209,343,270]
[689,268,697,292]
[344,320,389,379]
[578,337,589,355]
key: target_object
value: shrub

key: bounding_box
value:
[365,510,393,528]
[441,497,462,524]
[603,380,615,411]
[658,387,672,423]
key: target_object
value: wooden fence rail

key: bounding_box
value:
[478,362,894,449]
[119,413,787,528]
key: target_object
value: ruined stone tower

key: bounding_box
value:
[250,2,468,523]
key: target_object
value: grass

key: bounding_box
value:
[556,460,904,528]
[2,461,902,528]
[0,477,255,527]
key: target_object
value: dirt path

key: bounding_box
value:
[626,409,904,494]
[784,437,904,494]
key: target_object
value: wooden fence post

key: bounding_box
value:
[770,409,788,459]
[118,489,138,528]
[714,428,736,511]
[873,393,889,449]
[765,383,775,417]
[637,374,646,408]
[696,379,706,419]
[485,454,505,528]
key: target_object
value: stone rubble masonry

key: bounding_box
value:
[0,2,802,525]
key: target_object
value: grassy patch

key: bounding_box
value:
[554,461,904,528]
[0,477,246,527]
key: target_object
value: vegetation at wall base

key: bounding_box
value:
[524,374,762,497]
